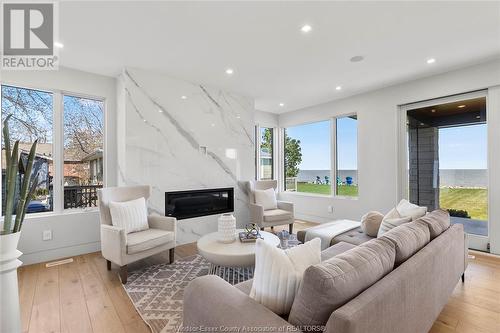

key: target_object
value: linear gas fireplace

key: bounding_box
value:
[165,187,234,220]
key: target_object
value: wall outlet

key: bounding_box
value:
[42,230,52,241]
[327,205,334,213]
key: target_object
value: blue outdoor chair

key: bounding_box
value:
[346,176,353,186]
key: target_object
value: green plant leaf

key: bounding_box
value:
[2,115,12,201]
[3,140,19,233]
[18,172,40,232]
[14,140,38,233]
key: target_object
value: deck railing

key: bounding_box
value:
[63,184,103,209]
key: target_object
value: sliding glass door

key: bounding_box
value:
[401,92,489,251]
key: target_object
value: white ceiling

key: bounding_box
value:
[59,1,500,113]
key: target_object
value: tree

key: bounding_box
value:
[284,132,302,178]
[260,128,302,178]
[260,128,272,152]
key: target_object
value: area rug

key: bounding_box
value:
[123,233,301,333]
[123,255,210,333]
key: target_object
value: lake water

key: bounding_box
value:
[297,169,487,187]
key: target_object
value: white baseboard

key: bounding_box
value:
[20,241,101,266]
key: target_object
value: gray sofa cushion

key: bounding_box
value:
[331,227,374,246]
[417,209,450,239]
[380,220,430,266]
[231,242,354,304]
[297,226,374,247]
[235,279,253,295]
[321,241,357,261]
[288,238,395,328]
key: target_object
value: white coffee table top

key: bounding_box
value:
[197,229,280,267]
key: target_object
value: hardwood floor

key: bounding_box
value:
[18,222,500,333]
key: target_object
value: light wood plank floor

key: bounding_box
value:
[18,221,500,333]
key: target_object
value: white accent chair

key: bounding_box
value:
[97,185,176,284]
[247,180,295,233]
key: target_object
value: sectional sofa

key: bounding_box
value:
[183,209,468,333]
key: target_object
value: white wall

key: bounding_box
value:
[1,67,117,264]
[278,59,500,254]
[255,110,279,128]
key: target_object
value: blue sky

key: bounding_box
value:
[286,120,487,170]
[286,117,357,170]
[439,124,487,169]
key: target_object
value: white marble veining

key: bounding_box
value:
[117,68,255,244]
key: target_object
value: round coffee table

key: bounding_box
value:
[197,229,280,284]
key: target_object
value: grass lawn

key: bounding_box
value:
[440,187,488,221]
[294,184,486,220]
[296,183,358,197]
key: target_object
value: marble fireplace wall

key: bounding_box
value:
[117,68,255,244]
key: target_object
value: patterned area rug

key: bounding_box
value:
[123,255,210,333]
[123,233,301,333]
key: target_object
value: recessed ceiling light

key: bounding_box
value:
[300,24,312,33]
[335,86,342,91]
[143,119,146,122]
[279,103,285,107]
[426,58,436,64]
[225,68,234,75]
[236,114,241,119]
[54,42,64,48]
[211,123,216,127]
[158,109,163,113]
[458,105,466,108]
[350,55,364,63]
[431,109,436,113]
[181,95,187,100]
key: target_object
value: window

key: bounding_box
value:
[63,95,104,209]
[259,127,273,180]
[1,84,105,215]
[1,85,54,214]
[336,116,358,197]
[284,120,331,195]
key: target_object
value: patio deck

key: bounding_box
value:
[451,216,488,236]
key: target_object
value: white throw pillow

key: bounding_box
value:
[109,197,149,234]
[377,216,412,237]
[250,238,321,315]
[383,207,401,220]
[396,199,427,221]
[254,188,278,210]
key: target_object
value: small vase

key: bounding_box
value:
[0,231,23,333]
[218,213,236,243]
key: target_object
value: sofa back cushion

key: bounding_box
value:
[288,238,395,328]
[417,209,450,239]
[380,220,430,266]
[326,224,466,333]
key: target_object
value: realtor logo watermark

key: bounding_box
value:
[1,2,59,70]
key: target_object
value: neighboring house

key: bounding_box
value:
[81,148,103,184]
[1,143,52,212]
[260,148,272,179]
[2,143,102,191]
[2,143,52,191]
